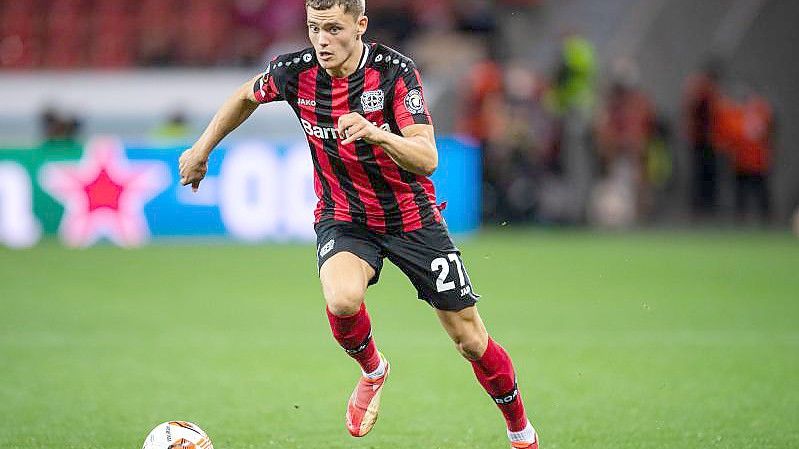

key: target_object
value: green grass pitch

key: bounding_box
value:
[1,231,797,449]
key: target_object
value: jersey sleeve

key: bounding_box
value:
[252,60,285,104]
[392,64,433,129]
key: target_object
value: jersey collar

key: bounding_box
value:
[357,42,370,70]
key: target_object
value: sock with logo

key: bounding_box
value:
[470,337,529,432]
[327,303,381,374]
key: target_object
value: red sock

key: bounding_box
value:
[470,338,529,432]
[326,303,381,373]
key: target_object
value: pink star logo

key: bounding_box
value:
[40,137,170,247]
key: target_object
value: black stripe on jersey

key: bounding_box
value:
[347,72,404,233]
[380,67,402,135]
[381,66,437,227]
[315,70,366,223]
[286,69,334,220]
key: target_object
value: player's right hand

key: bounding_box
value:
[178,147,208,192]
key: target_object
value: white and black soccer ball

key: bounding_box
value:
[142,421,214,449]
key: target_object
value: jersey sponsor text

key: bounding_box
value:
[301,118,390,140]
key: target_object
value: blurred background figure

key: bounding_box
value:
[547,31,597,116]
[150,110,192,142]
[713,87,775,226]
[733,91,773,226]
[538,31,597,224]
[457,54,508,222]
[38,107,82,153]
[590,59,655,228]
[683,60,724,223]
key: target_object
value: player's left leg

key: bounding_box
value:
[379,222,538,448]
[437,306,539,449]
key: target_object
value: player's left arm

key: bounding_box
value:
[338,116,438,176]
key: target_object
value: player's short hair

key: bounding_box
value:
[305,0,365,18]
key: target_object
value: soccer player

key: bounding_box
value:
[178,1,539,447]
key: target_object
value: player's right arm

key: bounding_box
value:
[179,75,262,191]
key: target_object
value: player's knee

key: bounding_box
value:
[324,284,365,316]
[453,334,487,361]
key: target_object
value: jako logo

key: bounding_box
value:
[298,98,316,107]
[301,118,390,140]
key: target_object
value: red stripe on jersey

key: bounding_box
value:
[364,68,423,232]
[299,67,349,222]
[393,74,412,129]
[332,77,386,232]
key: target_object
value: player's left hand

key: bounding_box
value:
[338,112,383,145]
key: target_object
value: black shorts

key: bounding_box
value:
[314,220,480,312]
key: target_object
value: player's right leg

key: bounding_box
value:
[315,221,389,437]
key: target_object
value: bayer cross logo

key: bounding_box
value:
[404,89,425,114]
[361,90,385,113]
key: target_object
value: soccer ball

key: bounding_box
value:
[142,421,214,449]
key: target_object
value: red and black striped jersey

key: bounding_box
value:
[252,42,441,234]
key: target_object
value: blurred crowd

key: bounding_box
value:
[459,36,776,228]
[7,0,780,228]
[0,0,537,69]
[0,0,304,68]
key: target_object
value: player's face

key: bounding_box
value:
[307,6,367,72]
